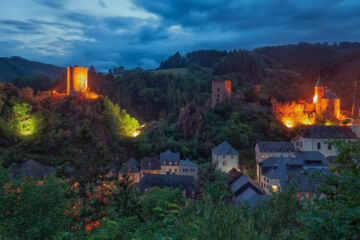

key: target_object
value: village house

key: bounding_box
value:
[227,169,268,206]
[160,149,180,174]
[258,151,328,194]
[293,125,357,158]
[11,160,55,179]
[137,174,196,198]
[179,159,198,179]
[212,141,239,173]
[279,168,331,200]
[120,158,141,183]
[255,142,296,182]
[140,157,161,177]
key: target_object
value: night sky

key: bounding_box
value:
[1,0,360,71]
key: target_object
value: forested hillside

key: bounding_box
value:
[0,56,65,82]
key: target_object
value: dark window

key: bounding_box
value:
[317,142,321,150]
[328,144,332,150]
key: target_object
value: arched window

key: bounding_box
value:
[317,142,321,150]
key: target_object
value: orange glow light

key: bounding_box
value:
[313,94,318,103]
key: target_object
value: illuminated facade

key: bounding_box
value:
[273,78,341,128]
[67,66,88,95]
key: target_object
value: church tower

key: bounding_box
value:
[313,77,326,103]
[352,80,359,121]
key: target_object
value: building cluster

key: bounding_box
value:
[107,149,198,195]
[211,125,358,206]
[256,125,357,196]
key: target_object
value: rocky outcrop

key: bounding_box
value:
[177,103,202,139]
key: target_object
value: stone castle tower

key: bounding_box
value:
[313,78,340,120]
[211,80,231,108]
[67,66,88,95]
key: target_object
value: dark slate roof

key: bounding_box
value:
[322,89,339,99]
[261,158,289,179]
[160,149,180,165]
[11,160,55,179]
[296,151,327,167]
[261,151,328,180]
[121,158,140,173]
[212,141,239,155]
[230,174,264,196]
[137,174,194,192]
[140,157,161,171]
[179,159,197,167]
[256,142,295,153]
[302,125,357,139]
[280,168,331,192]
[315,78,326,87]
[226,168,242,185]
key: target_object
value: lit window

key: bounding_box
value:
[175,161,178,165]
[296,193,301,199]
[271,185,278,192]
[306,193,310,199]
[265,154,269,158]
[223,160,227,166]
[163,161,166,165]
[169,162,172,166]
[262,155,265,159]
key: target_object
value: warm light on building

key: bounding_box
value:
[67,66,88,95]
[274,78,343,128]
[313,94,318,103]
[271,185,278,192]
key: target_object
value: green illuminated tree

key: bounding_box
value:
[103,97,139,137]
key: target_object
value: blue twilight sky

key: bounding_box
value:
[0,0,360,71]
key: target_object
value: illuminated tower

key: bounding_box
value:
[313,77,326,103]
[211,80,231,108]
[67,66,88,95]
[352,81,359,120]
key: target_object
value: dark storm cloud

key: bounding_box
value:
[2,0,360,70]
